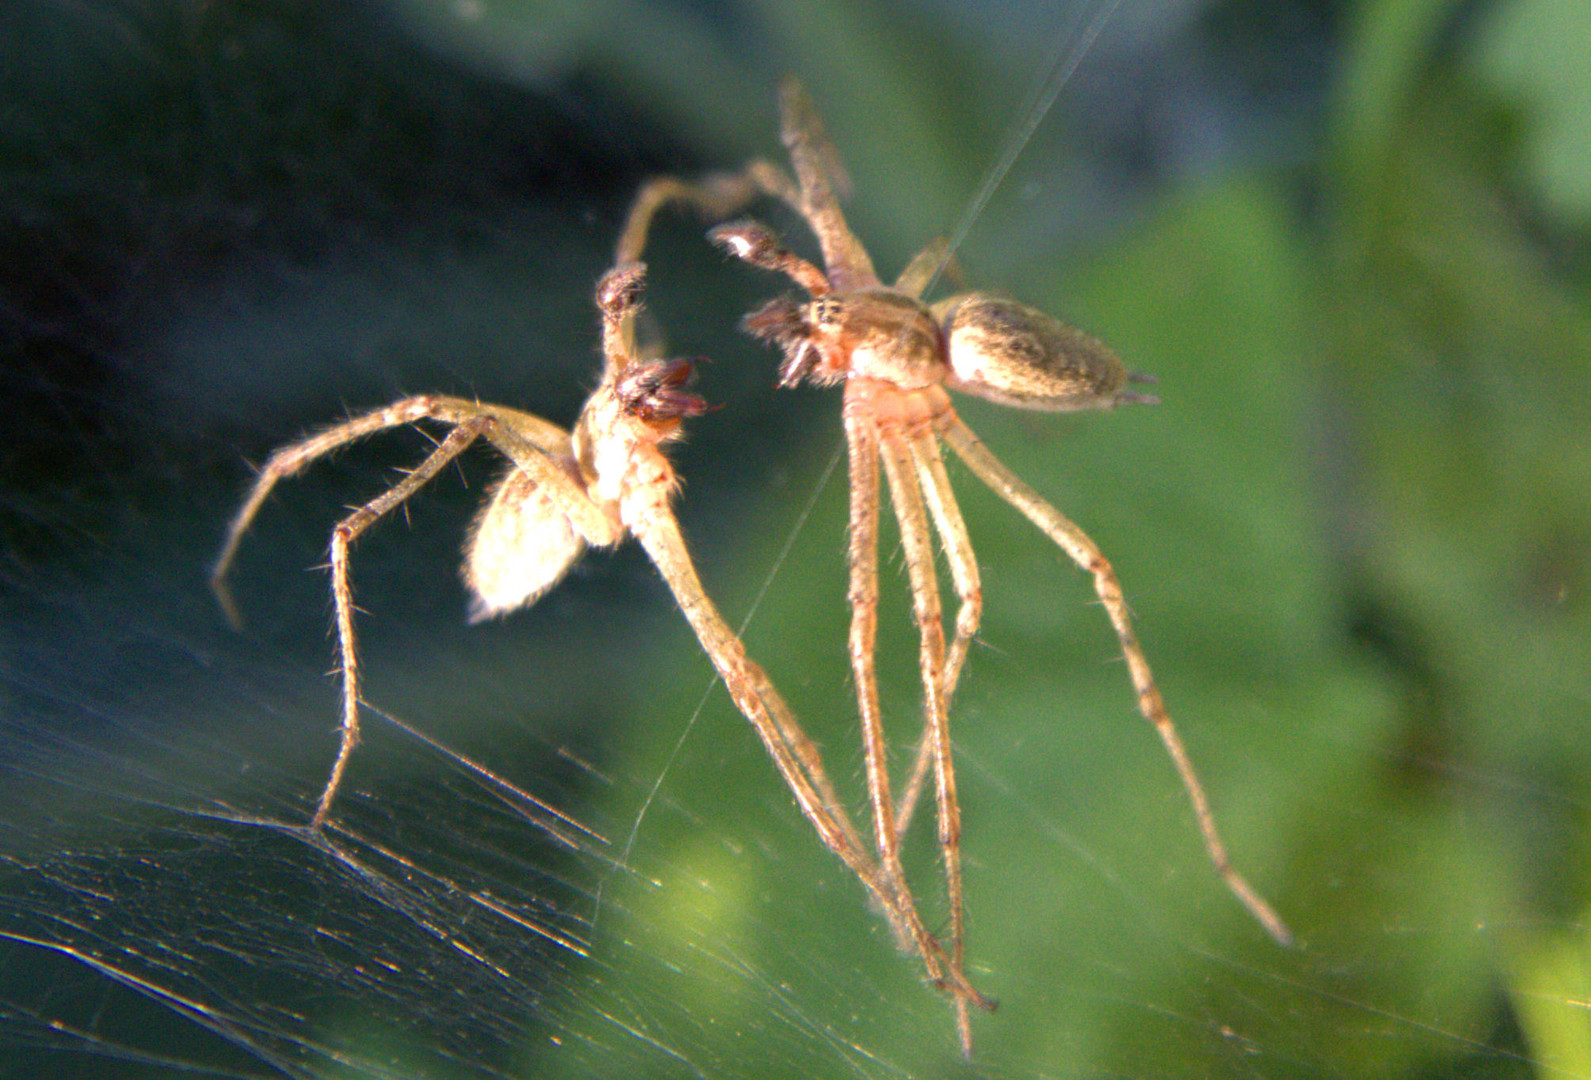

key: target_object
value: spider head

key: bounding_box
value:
[744,290,950,392]
[614,357,711,432]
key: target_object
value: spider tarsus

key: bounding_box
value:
[1229,874,1293,947]
[711,219,832,297]
[211,576,245,632]
[708,219,782,268]
[596,261,647,318]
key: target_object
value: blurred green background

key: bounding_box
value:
[2,0,1588,1077]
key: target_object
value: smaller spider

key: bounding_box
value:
[211,259,983,1023]
[618,78,1293,1054]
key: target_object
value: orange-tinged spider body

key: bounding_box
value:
[719,217,1149,408]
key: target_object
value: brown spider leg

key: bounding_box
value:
[892,238,957,300]
[622,489,943,944]
[841,386,908,892]
[318,415,494,827]
[894,427,983,836]
[613,162,801,266]
[776,78,879,291]
[598,270,856,834]
[624,500,864,863]
[843,387,993,1024]
[212,394,629,829]
[839,398,994,1055]
[708,220,831,299]
[212,395,612,628]
[483,416,626,547]
[623,493,867,852]
[938,416,1293,947]
[630,491,996,1051]
[877,422,976,1055]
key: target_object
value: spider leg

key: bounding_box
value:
[481,416,626,549]
[613,163,800,267]
[213,393,628,827]
[776,78,878,291]
[707,219,831,297]
[892,238,965,299]
[212,394,606,628]
[623,375,989,1053]
[894,427,982,836]
[319,415,493,827]
[877,423,976,1055]
[843,386,993,1042]
[609,170,801,362]
[938,415,1293,946]
[841,390,908,890]
[622,486,989,989]
[623,492,871,861]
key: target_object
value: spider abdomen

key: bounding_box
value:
[933,293,1132,411]
[463,465,588,623]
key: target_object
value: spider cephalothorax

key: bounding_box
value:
[717,219,1156,409]
[743,290,950,391]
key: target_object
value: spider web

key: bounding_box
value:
[4,1,1589,1078]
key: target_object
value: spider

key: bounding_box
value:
[617,77,1294,1051]
[209,259,987,1039]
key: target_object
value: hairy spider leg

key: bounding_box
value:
[612,139,997,1048]
[213,395,619,826]
[938,416,1292,947]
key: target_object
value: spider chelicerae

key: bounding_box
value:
[212,78,1290,1060]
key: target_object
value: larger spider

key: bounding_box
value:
[619,78,1293,1052]
[210,258,986,1042]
